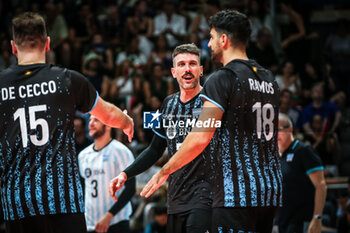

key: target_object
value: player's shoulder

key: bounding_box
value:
[160,92,180,110]
[163,92,180,103]
[78,143,95,158]
[210,68,233,80]
[0,65,15,78]
[109,139,133,154]
[60,67,86,80]
[294,141,315,155]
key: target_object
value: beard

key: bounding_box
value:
[211,48,223,63]
[181,79,199,89]
[179,77,199,90]
[90,125,106,139]
[210,40,223,63]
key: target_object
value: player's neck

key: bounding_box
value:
[180,86,202,103]
[94,135,113,151]
[222,47,248,66]
[17,50,46,65]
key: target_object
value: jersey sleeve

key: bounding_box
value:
[299,145,324,176]
[69,70,98,113]
[199,69,234,112]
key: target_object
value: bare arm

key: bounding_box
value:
[146,18,154,38]
[90,97,134,142]
[307,170,327,233]
[281,11,305,48]
[303,122,316,139]
[140,101,223,197]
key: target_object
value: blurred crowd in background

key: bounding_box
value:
[0,0,350,232]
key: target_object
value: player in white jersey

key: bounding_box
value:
[79,116,135,233]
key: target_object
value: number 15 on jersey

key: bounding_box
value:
[13,104,49,148]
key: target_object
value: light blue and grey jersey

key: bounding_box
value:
[78,140,134,231]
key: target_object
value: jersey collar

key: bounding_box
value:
[282,139,299,157]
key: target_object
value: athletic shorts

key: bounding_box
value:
[212,207,278,233]
[5,213,87,233]
[167,208,212,233]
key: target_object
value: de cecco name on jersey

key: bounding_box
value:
[1,80,57,101]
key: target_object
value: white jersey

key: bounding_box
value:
[78,140,134,231]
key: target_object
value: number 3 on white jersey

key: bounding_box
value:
[13,104,49,148]
[252,102,274,141]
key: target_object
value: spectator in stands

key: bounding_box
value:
[153,0,187,48]
[110,61,134,110]
[86,33,114,76]
[247,27,278,73]
[302,82,342,143]
[115,36,147,77]
[146,34,173,77]
[101,6,123,47]
[189,0,220,49]
[301,62,322,102]
[144,63,174,105]
[280,89,302,131]
[325,19,350,99]
[245,0,266,43]
[68,3,97,70]
[45,2,70,67]
[74,115,92,155]
[82,52,110,99]
[275,61,301,96]
[304,114,340,166]
[279,1,306,73]
[276,113,327,233]
[125,0,154,58]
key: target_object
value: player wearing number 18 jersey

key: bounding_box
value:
[201,59,281,208]
[0,12,133,233]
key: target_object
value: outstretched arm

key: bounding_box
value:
[90,97,134,142]
[141,101,223,197]
[109,134,167,201]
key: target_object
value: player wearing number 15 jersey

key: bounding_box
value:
[0,12,133,233]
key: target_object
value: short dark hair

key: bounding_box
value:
[172,43,200,61]
[12,12,47,48]
[209,10,251,46]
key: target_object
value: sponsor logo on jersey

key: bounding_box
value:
[85,168,92,178]
[287,153,294,162]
